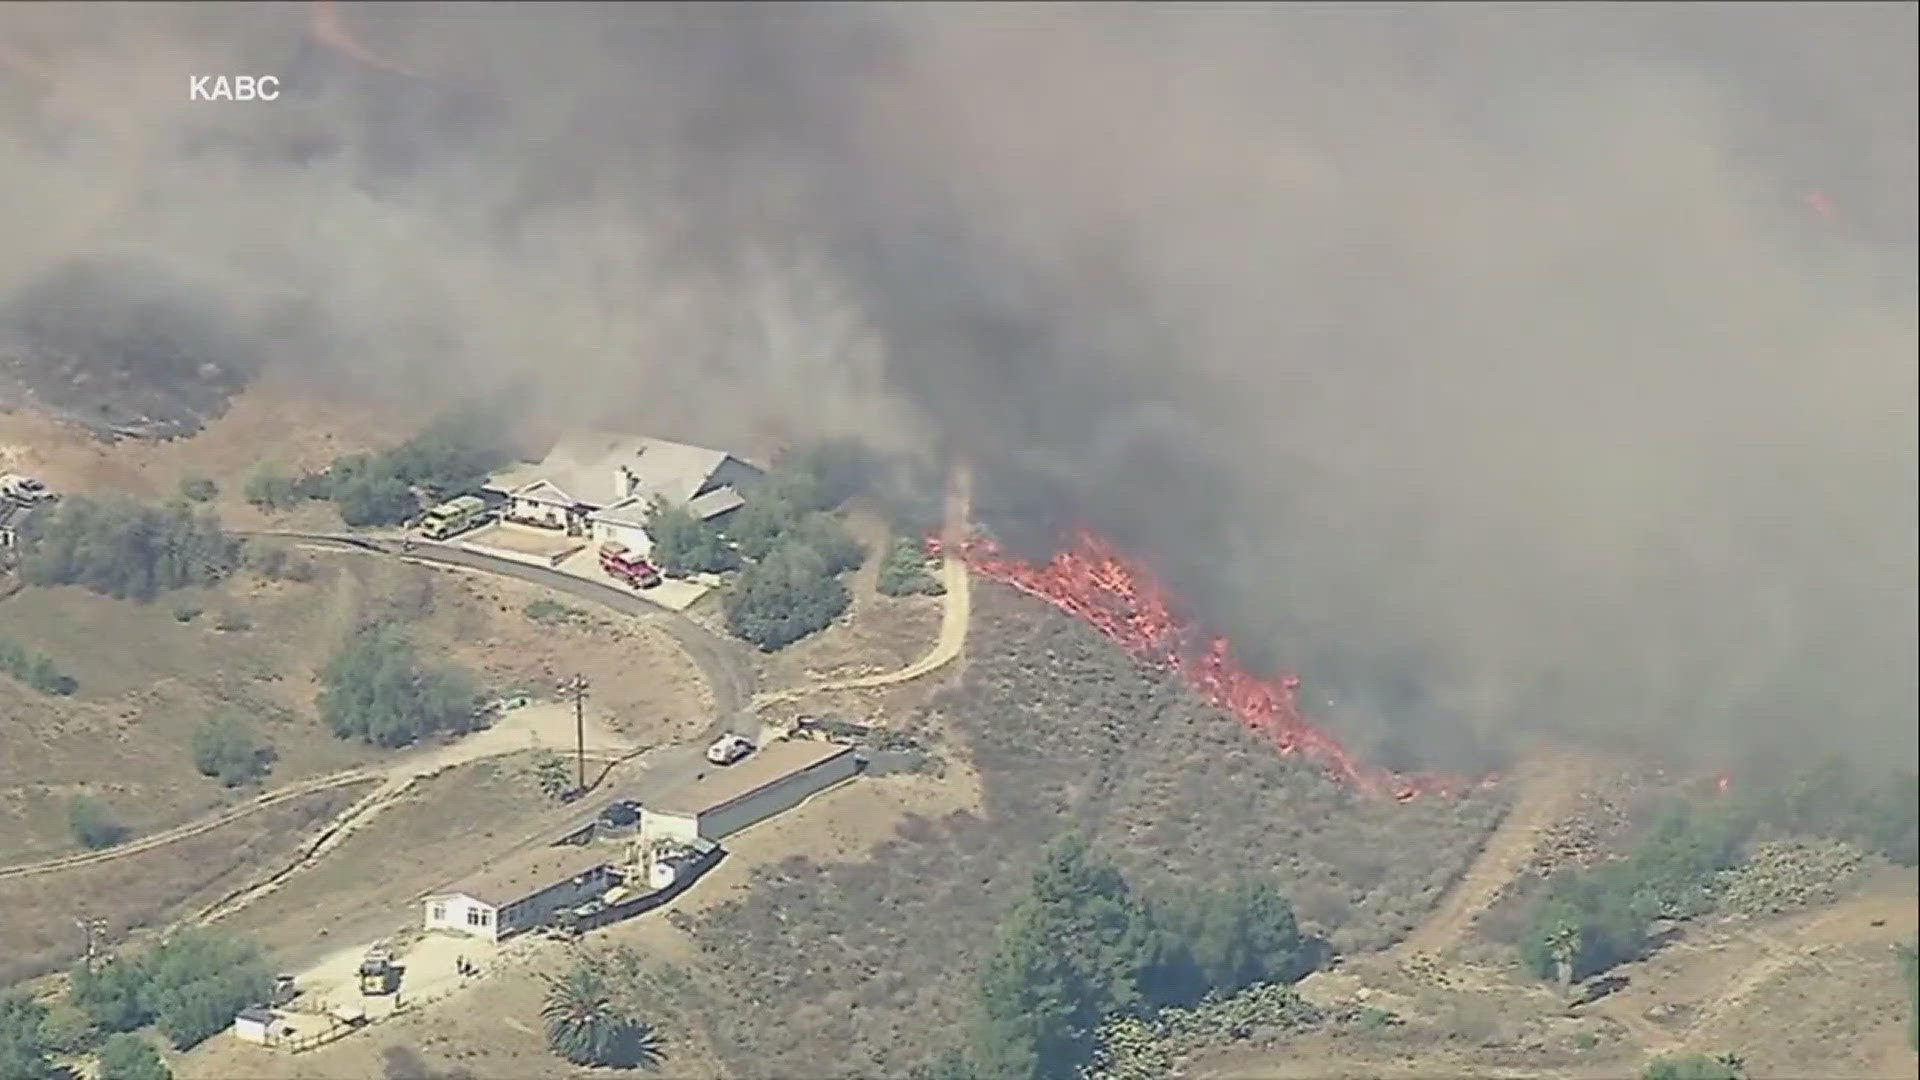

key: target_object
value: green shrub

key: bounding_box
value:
[20,496,237,601]
[191,717,270,787]
[524,598,587,627]
[213,611,251,633]
[1642,1052,1747,1079]
[178,476,218,503]
[69,796,129,850]
[171,605,201,624]
[318,626,481,747]
[243,466,298,511]
[97,1031,171,1080]
[878,536,942,597]
[0,636,79,695]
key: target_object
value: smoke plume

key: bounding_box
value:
[3,2,1913,769]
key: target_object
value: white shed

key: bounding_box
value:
[232,1006,277,1044]
[640,741,860,844]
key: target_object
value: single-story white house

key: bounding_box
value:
[640,740,860,845]
[423,845,622,943]
[483,431,761,555]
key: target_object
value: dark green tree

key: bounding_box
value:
[318,627,480,748]
[723,543,850,651]
[0,992,54,1080]
[539,965,663,1069]
[1151,876,1309,1004]
[973,835,1160,1080]
[97,1032,172,1080]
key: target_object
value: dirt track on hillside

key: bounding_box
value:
[1397,753,1594,957]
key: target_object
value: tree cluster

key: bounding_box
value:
[1521,759,1917,984]
[191,716,271,787]
[1522,802,1749,983]
[69,929,271,1050]
[1,992,55,1080]
[253,407,512,527]
[706,444,872,651]
[959,836,1316,1080]
[317,626,481,748]
[19,496,237,601]
[0,637,78,696]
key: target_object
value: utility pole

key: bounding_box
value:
[75,916,108,972]
[559,674,590,795]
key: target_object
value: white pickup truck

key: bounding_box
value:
[0,474,56,504]
[705,734,754,766]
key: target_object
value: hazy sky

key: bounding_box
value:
[3,2,1913,770]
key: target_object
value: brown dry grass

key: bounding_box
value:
[646,587,1504,1078]
[213,755,575,969]
[0,371,423,527]
[0,785,363,983]
[0,542,707,862]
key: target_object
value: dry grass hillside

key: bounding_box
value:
[0,552,705,863]
[621,586,1506,1079]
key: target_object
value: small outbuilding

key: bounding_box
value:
[640,740,860,844]
[423,846,621,943]
[232,1006,278,1045]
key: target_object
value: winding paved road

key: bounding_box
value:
[263,532,758,725]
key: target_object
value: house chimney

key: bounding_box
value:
[614,465,636,500]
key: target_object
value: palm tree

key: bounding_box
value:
[540,965,664,1069]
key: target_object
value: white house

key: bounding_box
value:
[483,431,760,551]
[640,740,860,845]
[423,846,621,943]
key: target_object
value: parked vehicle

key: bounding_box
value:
[417,495,489,540]
[598,541,662,589]
[358,944,397,996]
[0,473,56,504]
[706,734,754,765]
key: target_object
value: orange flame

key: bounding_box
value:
[941,529,1476,801]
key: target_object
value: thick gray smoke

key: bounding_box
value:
[3,3,1913,770]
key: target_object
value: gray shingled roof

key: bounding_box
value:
[491,431,739,511]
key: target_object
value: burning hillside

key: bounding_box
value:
[935,528,1478,801]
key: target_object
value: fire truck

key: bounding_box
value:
[598,541,661,589]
